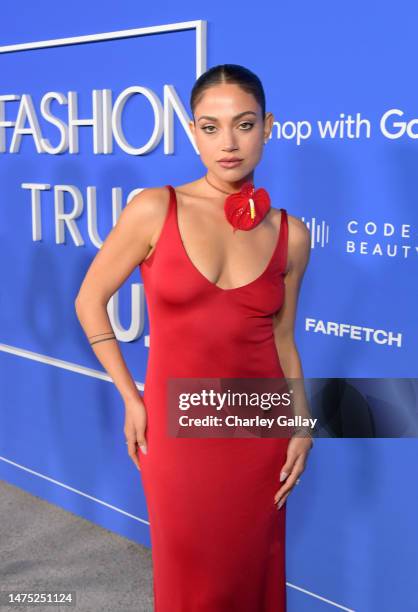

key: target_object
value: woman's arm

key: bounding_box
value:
[74,186,168,400]
[74,186,169,468]
[273,216,311,375]
[272,216,312,509]
[274,216,313,432]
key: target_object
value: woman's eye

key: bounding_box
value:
[201,122,254,134]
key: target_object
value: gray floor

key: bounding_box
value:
[0,480,154,611]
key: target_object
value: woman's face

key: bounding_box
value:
[189,83,273,185]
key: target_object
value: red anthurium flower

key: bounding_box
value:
[224,181,271,232]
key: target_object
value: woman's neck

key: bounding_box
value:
[205,170,254,194]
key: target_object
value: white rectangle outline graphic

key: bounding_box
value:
[0,20,207,79]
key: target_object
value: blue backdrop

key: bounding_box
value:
[1,2,417,611]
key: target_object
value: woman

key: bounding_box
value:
[75,64,313,611]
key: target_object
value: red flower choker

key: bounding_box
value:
[223,181,271,232]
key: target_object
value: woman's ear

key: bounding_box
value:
[264,112,274,143]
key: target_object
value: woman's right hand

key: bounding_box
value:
[124,394,148,471]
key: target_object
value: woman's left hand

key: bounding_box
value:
[274,436,313,509]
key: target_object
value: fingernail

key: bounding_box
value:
[277,499,284,509]
[139,445,147,455]
[279,471,288,482]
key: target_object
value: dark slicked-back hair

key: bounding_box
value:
[190,64,266,121]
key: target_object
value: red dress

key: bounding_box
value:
[138,184,290,611]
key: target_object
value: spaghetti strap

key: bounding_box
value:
[165,184,175,213]
[277,208,289,274]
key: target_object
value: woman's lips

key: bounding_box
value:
[217,160,243,168]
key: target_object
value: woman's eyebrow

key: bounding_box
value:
[197,111,257,122]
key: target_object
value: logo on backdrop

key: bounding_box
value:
[346,219,417,259]
[299,215,417,259]
[305,317,402,348]
[300,216,330,249]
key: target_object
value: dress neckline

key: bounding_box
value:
[169,185,285,293]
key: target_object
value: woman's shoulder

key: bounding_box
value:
[286,213,311,269]
[128,185,170,206]
[287,213,311,243]
[122,186,172,240]
[127,185,171,215]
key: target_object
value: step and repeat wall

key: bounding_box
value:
[0,3,417,611]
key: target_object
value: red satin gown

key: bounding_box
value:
[138,184,290,611]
